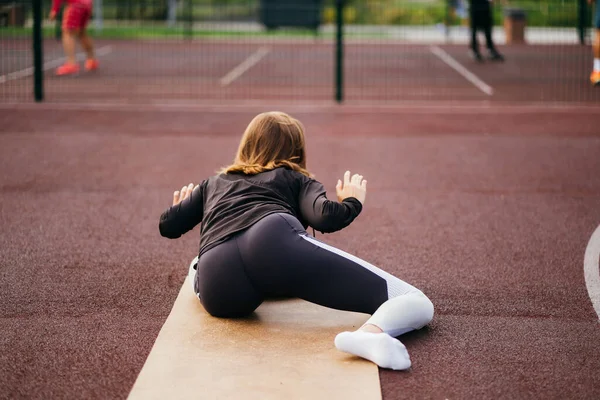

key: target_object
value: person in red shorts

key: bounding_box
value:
[49,0,99,76]
[590,0,600,86]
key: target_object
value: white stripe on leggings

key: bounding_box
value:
[299,235,419,299]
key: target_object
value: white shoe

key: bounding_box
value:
[188,256,199,293]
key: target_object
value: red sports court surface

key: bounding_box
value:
[1,101,600,399]
[1,38,600,103]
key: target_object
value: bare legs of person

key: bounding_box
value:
[56,28,98,75]
[80,30,99,71]
[63,29,78,64]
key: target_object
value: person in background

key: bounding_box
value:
[590,0,600,86]
[469,0,504,62]
[451,0,468,25]
[49,0,99,76]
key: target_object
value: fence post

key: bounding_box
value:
[445,0,451,43]
[186,0,193,39]
[55,6,62,40]
[168,0,178,27]
[94,0,103,31]
[335,0,344,103]
[577,0,587,45]
[33,0,44,102]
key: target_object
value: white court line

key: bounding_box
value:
[2,101,599,114]
[220,46,270,86]
[0,46,112,85]
[584,224,600,322]
[429,45,494,96]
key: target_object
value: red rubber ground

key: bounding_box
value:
[1,105,599,399]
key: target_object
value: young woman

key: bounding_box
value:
[159,112,434,370]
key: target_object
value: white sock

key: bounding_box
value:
[334,331,411,370]
[594,58,600,72]
[365,291,435,338]
[188,256,198,293]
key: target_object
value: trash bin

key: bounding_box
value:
[0,3,26,27]
[503,8,526,44]
[260,0,323,31]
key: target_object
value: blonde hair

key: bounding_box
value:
[220,111,312,177]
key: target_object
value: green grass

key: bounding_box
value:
[336,1,580,27]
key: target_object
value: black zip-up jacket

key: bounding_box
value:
[159,167,362,256]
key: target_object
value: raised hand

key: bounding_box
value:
[336,170,367,205]
[172,183,197,206]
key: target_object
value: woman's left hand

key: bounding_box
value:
[173,183,197,206]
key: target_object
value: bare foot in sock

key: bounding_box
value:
[334,331,411,370]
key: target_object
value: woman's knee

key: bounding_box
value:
[62,28,80,37]
[202,297,262,319]
[196,276,263,318]
[413,291,435,328]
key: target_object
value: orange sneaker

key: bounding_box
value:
[591,71,600,87]
[55,63,79,76]
[85,59,99,72]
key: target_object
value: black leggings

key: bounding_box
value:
[470,1,495,51]
[192,213,415,318]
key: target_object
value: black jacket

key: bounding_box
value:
[159,167,362,255]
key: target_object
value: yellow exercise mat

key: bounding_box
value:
[128,277,382,400]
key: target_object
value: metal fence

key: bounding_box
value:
[1,0,599,104]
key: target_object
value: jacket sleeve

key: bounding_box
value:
[298,178,362,233]
[159,181,206,239]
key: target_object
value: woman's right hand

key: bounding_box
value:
[173,183,197,206]
[336,171,367,205]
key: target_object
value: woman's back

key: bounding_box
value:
[159,167,362,256]
[200,168,308,254]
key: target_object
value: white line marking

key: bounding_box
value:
[220,46,270,86]
[584,224,600,321]
[0,46,112,85]
[2,101,598,114]
[429,45,494,96]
